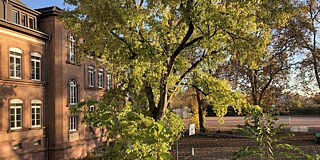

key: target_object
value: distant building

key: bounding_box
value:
[0,1,112,159]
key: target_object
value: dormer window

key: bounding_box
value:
[12,10,19,24]
[29,17,35,29]
[69,35,76,63]
[21,14,27,27]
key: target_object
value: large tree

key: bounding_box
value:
[62,0,293,121]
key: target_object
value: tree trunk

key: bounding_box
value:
[248,69,259,105]
[196,90,206,132]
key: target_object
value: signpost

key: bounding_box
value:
[177,123,196,160]
[189,123,195,136]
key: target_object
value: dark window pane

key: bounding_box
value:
[29,17,34,29]
[16,108,21,114]
[16,121,21,127]
[21,14,27,26]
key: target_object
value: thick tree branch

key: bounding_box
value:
[168,19,194,74]
[144,81,157,119]
[110,31,137,59]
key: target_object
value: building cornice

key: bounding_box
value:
[0,19,49,42]
[36,6,63,17]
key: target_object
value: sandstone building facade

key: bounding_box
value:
[0,1,111,159]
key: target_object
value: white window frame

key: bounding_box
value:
[31,100,41,128]
[69,116,77,131]
[106,73,112,89]
[29,17,35,29]
[89,105,95,112]
[88,66,94,87]
[10,99,23,130]
[31,52,41,81]
[69,35,76,63]
[12,10,19,24]
[10,48,22,79]
[69,79,77,105]
[98,68,104,88]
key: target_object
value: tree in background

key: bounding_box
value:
[286,0,320,93]
[213,10,301,109]
[191,71,248,132]
[62,0,293,121]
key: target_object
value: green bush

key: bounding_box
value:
[71,98,184,160]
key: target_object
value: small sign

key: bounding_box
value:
[290,126,299,132]
[290,126,309,132]
[189,123,195,136]
[299,126,309,132]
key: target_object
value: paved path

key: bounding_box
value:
[184,115,320,129]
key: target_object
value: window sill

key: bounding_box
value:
[84,86,97,90]
[10,77,22,79]
[69,130,78,133]
[7,128,27,133]
[67,104,77,107]
[66,61,81,66]
[30,126,45,130]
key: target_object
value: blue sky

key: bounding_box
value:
[21,0,71,9]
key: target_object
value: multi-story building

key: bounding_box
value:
[0,1,112,159]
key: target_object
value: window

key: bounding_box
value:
[88,66,94,87]
[31,100,41,127]
[69,79,78,105]
[21,13,27,26]
[69,35,76,63]
[10,99,23,130]
[10,48,22,79]
[98,68,103,88]
[31,53,41,80]
[69,116,77,131]
[89,105,95,112]
[12,10,19,24]
[106,73,112,89]
[12,143,22,150]
[29,17,35,29]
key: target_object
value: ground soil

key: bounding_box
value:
[170,130,320,160]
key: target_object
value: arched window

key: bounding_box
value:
[69,35,76,63]
[98,68,104,88]
[10,99,23,130]
[69,79,78,105]
[31,100,41,127]
[31,52,41,80]
[88,66,95,87]
[9,48,22,79]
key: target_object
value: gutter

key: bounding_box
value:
[4,0,8,20]
[44,35,51,160]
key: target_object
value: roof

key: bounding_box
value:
[10,0,41,15]
[13,0,27,6]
